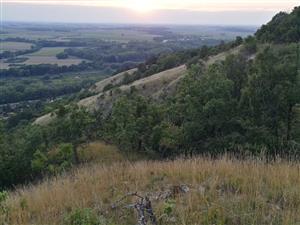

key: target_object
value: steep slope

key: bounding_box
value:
[78,46,243,113]
[78,65,187,113]
[34,46,243,125]
[89,68,138,94]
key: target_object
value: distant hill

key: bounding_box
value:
[255,6,300,43]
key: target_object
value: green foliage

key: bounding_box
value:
[0,105,95,188]
[0,70,107,105]
[234,36,243,46]
[0,124,47,188]
[163,199,176,216]
[241,44,299,152]
[103,44,299,156]
[56,52,69,59]
[32,143,74,175]
[0,191,9,224]
[243,36,257,54]
[0,191,8,212]
[256,7,300,43]
[106,95,164,154]
[64,208,108,225]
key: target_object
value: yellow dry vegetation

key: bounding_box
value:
[3,156,300,225]
[78,141,142,164]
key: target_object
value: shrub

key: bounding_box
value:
[31,143,74,175]
[0,191,8,212]
[64,208,107,225]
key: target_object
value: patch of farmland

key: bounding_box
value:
[26,47,67,57]
[0,41,34,53]
[22,56,84,66]
[0,56,84,69]
[24,56,83,66]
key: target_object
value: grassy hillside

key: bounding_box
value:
[2,156,300,225]
[34,45,243,125]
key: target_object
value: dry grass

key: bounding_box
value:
[90,68,138,94]
[3,156,300,225]
[78,141,124,164]
[22,56,83,66]
[78,141,143,164]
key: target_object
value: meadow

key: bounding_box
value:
[2,150,300,225]
[22,56,83,66]
[26,47,67,56]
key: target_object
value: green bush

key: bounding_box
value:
[0,191,8,221]
[31,143,74,175]
[64,208,107,225]
[0,191,8,211]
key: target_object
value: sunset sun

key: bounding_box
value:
[128,0,155,13]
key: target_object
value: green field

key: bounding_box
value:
[24,56,83,65]
[0,56,84,69]
[27,47,67,56]
[0,41,34,53]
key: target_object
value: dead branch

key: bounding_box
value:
[111,193,157,225]
[111,184,190,225]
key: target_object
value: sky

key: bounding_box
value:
[1,0,299,25]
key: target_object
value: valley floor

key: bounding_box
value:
[2,153,300,225]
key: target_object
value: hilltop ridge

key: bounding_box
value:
[256,6,300,43]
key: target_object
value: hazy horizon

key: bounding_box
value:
[1,1,298,26]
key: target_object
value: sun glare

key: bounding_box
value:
[128,0,155,13]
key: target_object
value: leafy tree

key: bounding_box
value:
[32,143,74,175]
[106,95,163,153]
[243,36,257,54]
[256,7,300,43]
[240,45,299,153]
[48,105,95,163]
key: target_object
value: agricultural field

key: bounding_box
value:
[26,47,67,56]
[0,47,85,69]
[0,41,34,53]
[0,56,84,69]
[21,56,83,66]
